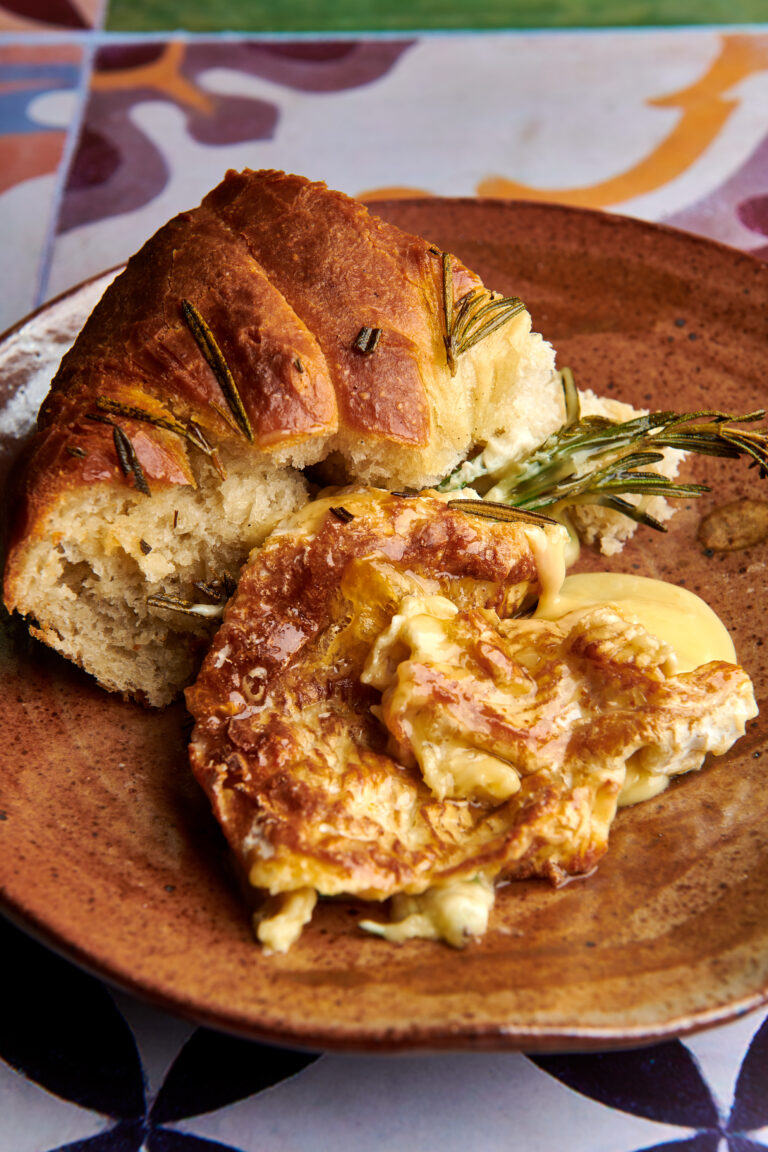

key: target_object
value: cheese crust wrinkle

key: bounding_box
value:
[186,489,756,950]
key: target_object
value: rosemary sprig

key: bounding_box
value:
[446,499,561,528]
[353,327,382,354]
[147,572,234,619]
[181,299,254,443]
[441,252,526,376]
[438,368,768,532]
[146,593,224,620]
[85,413,150,496]
[94,397,226,478]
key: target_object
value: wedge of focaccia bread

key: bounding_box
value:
[186,489,756,952]
[3,169,562,706]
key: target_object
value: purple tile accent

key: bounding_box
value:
[0,0,89,29]
[663,129,768,259]
[59,39,415,233]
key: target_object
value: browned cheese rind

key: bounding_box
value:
[186,490,755,911]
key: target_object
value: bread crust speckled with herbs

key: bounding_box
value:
[3,169,562,706]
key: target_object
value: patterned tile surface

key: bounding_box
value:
[0,41,82,333]
[38,28,768,309]
[2,915,768,1152]
[1,14,768,1152]
[59,39,414,234]
[1,27,767,327]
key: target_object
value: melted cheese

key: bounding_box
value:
[523,523,569,613]
[359,876,496,947]
[534,571,738,806]
[255,888,317,953]
[362,594,522,802]
[619,759,673,806]
[364,565,743,819]
[534,572,736,674]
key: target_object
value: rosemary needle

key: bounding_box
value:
[447,499,560,527]
[353,326,382,354]
[112,425,151,496]
[442,253,455,372]
[181,299,254,443]
[85,413,150,496]
[146,594,223,620]
[330,505,355,523]
[440,251,526,376]
[94,397,226,480]
[438,368,768,533]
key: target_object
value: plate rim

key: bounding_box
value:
[2,196,767,1053]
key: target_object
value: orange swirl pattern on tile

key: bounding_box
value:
[358,185,433,200]
[91,40,214,115]
[360,35,768,208]
[476,34,768,208]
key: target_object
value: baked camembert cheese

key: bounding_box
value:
[186,488,757,952]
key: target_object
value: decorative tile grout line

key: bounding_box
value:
[34,31,97,309]
[0,916,318,1152]
[530,1035,768,1150]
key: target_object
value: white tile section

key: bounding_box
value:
[196,31,719,195]
[0,1057,108,1152]
[112,988,195,1101]
[0,175,62,335]
[686,1007,768,1130]
[171,1048,690,1152]
[26,89,80,131]
[624,67,768,226]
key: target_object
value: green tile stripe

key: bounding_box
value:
[105,0,768,34]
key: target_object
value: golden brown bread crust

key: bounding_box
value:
[2,168,563,710]
[203,169,479,444]
[3,168,485,613]
[38,206,339,452]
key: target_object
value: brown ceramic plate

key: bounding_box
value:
[1,201,767,1053]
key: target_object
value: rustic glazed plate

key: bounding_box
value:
[1,201,767,1053]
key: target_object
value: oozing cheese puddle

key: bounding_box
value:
[534,570,738,807]
[533,571,736,674]
[523,522,569,612]
[357,511,741,948]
